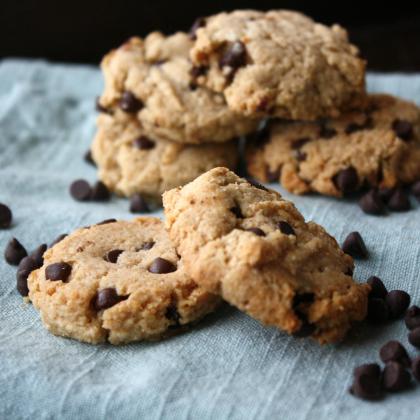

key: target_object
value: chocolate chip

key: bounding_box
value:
[319,124,337,139]
[387,188,411,212]
[129,194,150,213]
[133,136,155,150]
[350,363,383,400]
[278,221,295,236]
[18,255,40,273]
[378,187,395,203]
[293,319,315,337]
[0,203,12,229]
[165,304,181,324]
[367,298,390,323]
[405,306,420,330]
[342,232,368,259]
[411,180,420,201]
[190,65,207,79]
[266,167,280,183]
[70,179,91,201]
[386,290,410,319]
[333,167,359,194]
[148,257,177,274]
[90,181,110,201]
[105,249,123,263]
[380,340,411,367]
[30,244,47,267]
[4,238,27,265]
[412,356,420,381]
[50,234,67,247]
[95,97,112,114]
[382,362,411,392]
[408,327,420,348]
[230,205,243,218]
[247,178,268,191]
[84,150,96,166]
[219,41,247,70]
[367,276,388,299]
[291,138,310,150]
[189,17,206,39]
[16,256,39,296]
[96,218,117,226]
[45,262,72,282]
[119,91,143,113]
[392,119,413,141]
[137,241,155,251]
[93,288,127,311]
[359,189,386,215]
[245,227,265,236]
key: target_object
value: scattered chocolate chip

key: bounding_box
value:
[342,232,368,259]
[119,91,143,113]
[189,16,206,39]
[104,249,123,263]
[219,41,247,70]
[386,290,410,319]
[319,124,337,139]
[411,181,420,201]
[96,218,117,226]
[405,306,420,330]
[378,187,395,203]
[367,276,388,299]
[84,150,96,166]
[408,327,420,348]
[230,205,243,218]
[148,257,177,274]
[45,262,72,282]
[93,288,127,311]
[245,227,265,236]
[333,167,359,194]
[0,203,12,229]
[165,304,181,325]
[18,255,40,273]
[380,340,411,367]
[90,181,110,201]
[30,244,47,267]
[129,194,150,213]
[412,356,420,381]
[70,179,91,201]
[387,188,411,212]
[50,234,68,247]
[392,119,413,141]
[4,238,27,265]
[247,178,268,191]
[137,241,155,251]
[359,189,386,215]
[266,167,280,183]
[350,363,383,400]
[278,221,295,236]
[133,136,155,150]
[16,256,40,296]
[367,298,390,323]
[382,362,411,392]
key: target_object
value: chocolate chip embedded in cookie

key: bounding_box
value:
[99,32,259,144]
[27,217,220,344]
[163,167,370,344]
[91,111,239,200]
[246,94,420,197]
[190,10,366,119]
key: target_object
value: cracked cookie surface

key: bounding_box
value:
[28,217,220,344]
[163,167,369,344]
[91,111,239,200]
[99,31,258,144]
[190,10,366,120]
[246,94,420,196]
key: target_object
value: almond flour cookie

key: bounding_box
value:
[246,94,420,197]
[91,111,239,200]
[189,10,366,120]
[163,168,370,344]
[28,218,220,344]
[98,31,258,144]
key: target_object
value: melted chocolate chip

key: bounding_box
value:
[93,288,127,311]
[45,262,72,282]
[91,181,110,201]
[333,167,359,194]
[129,194,150,213]
[4,238,27,265]
[245,227,265,236]
[278,221,295,236]
[105,249,123,263]
[0,203,12,229]
[342,232,368,259]
[119,91,143,113]
[392,119,413,141]
[219,41,247,70]
[133,136,155,150]
[70,179,91,201]
[148,258,177,274]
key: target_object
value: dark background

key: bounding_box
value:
[1,0,420,71]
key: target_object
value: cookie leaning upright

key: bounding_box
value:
[189,10,366,120]
[28,218,220,344]
[163,168,370,344]
[98,31,259,144]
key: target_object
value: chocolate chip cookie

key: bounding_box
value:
[163,167,370,344]
[28,218,220,344]
[189,10,366,120]
[91,111,239,200]
[246,94,420,196]
[98,32,259,144]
